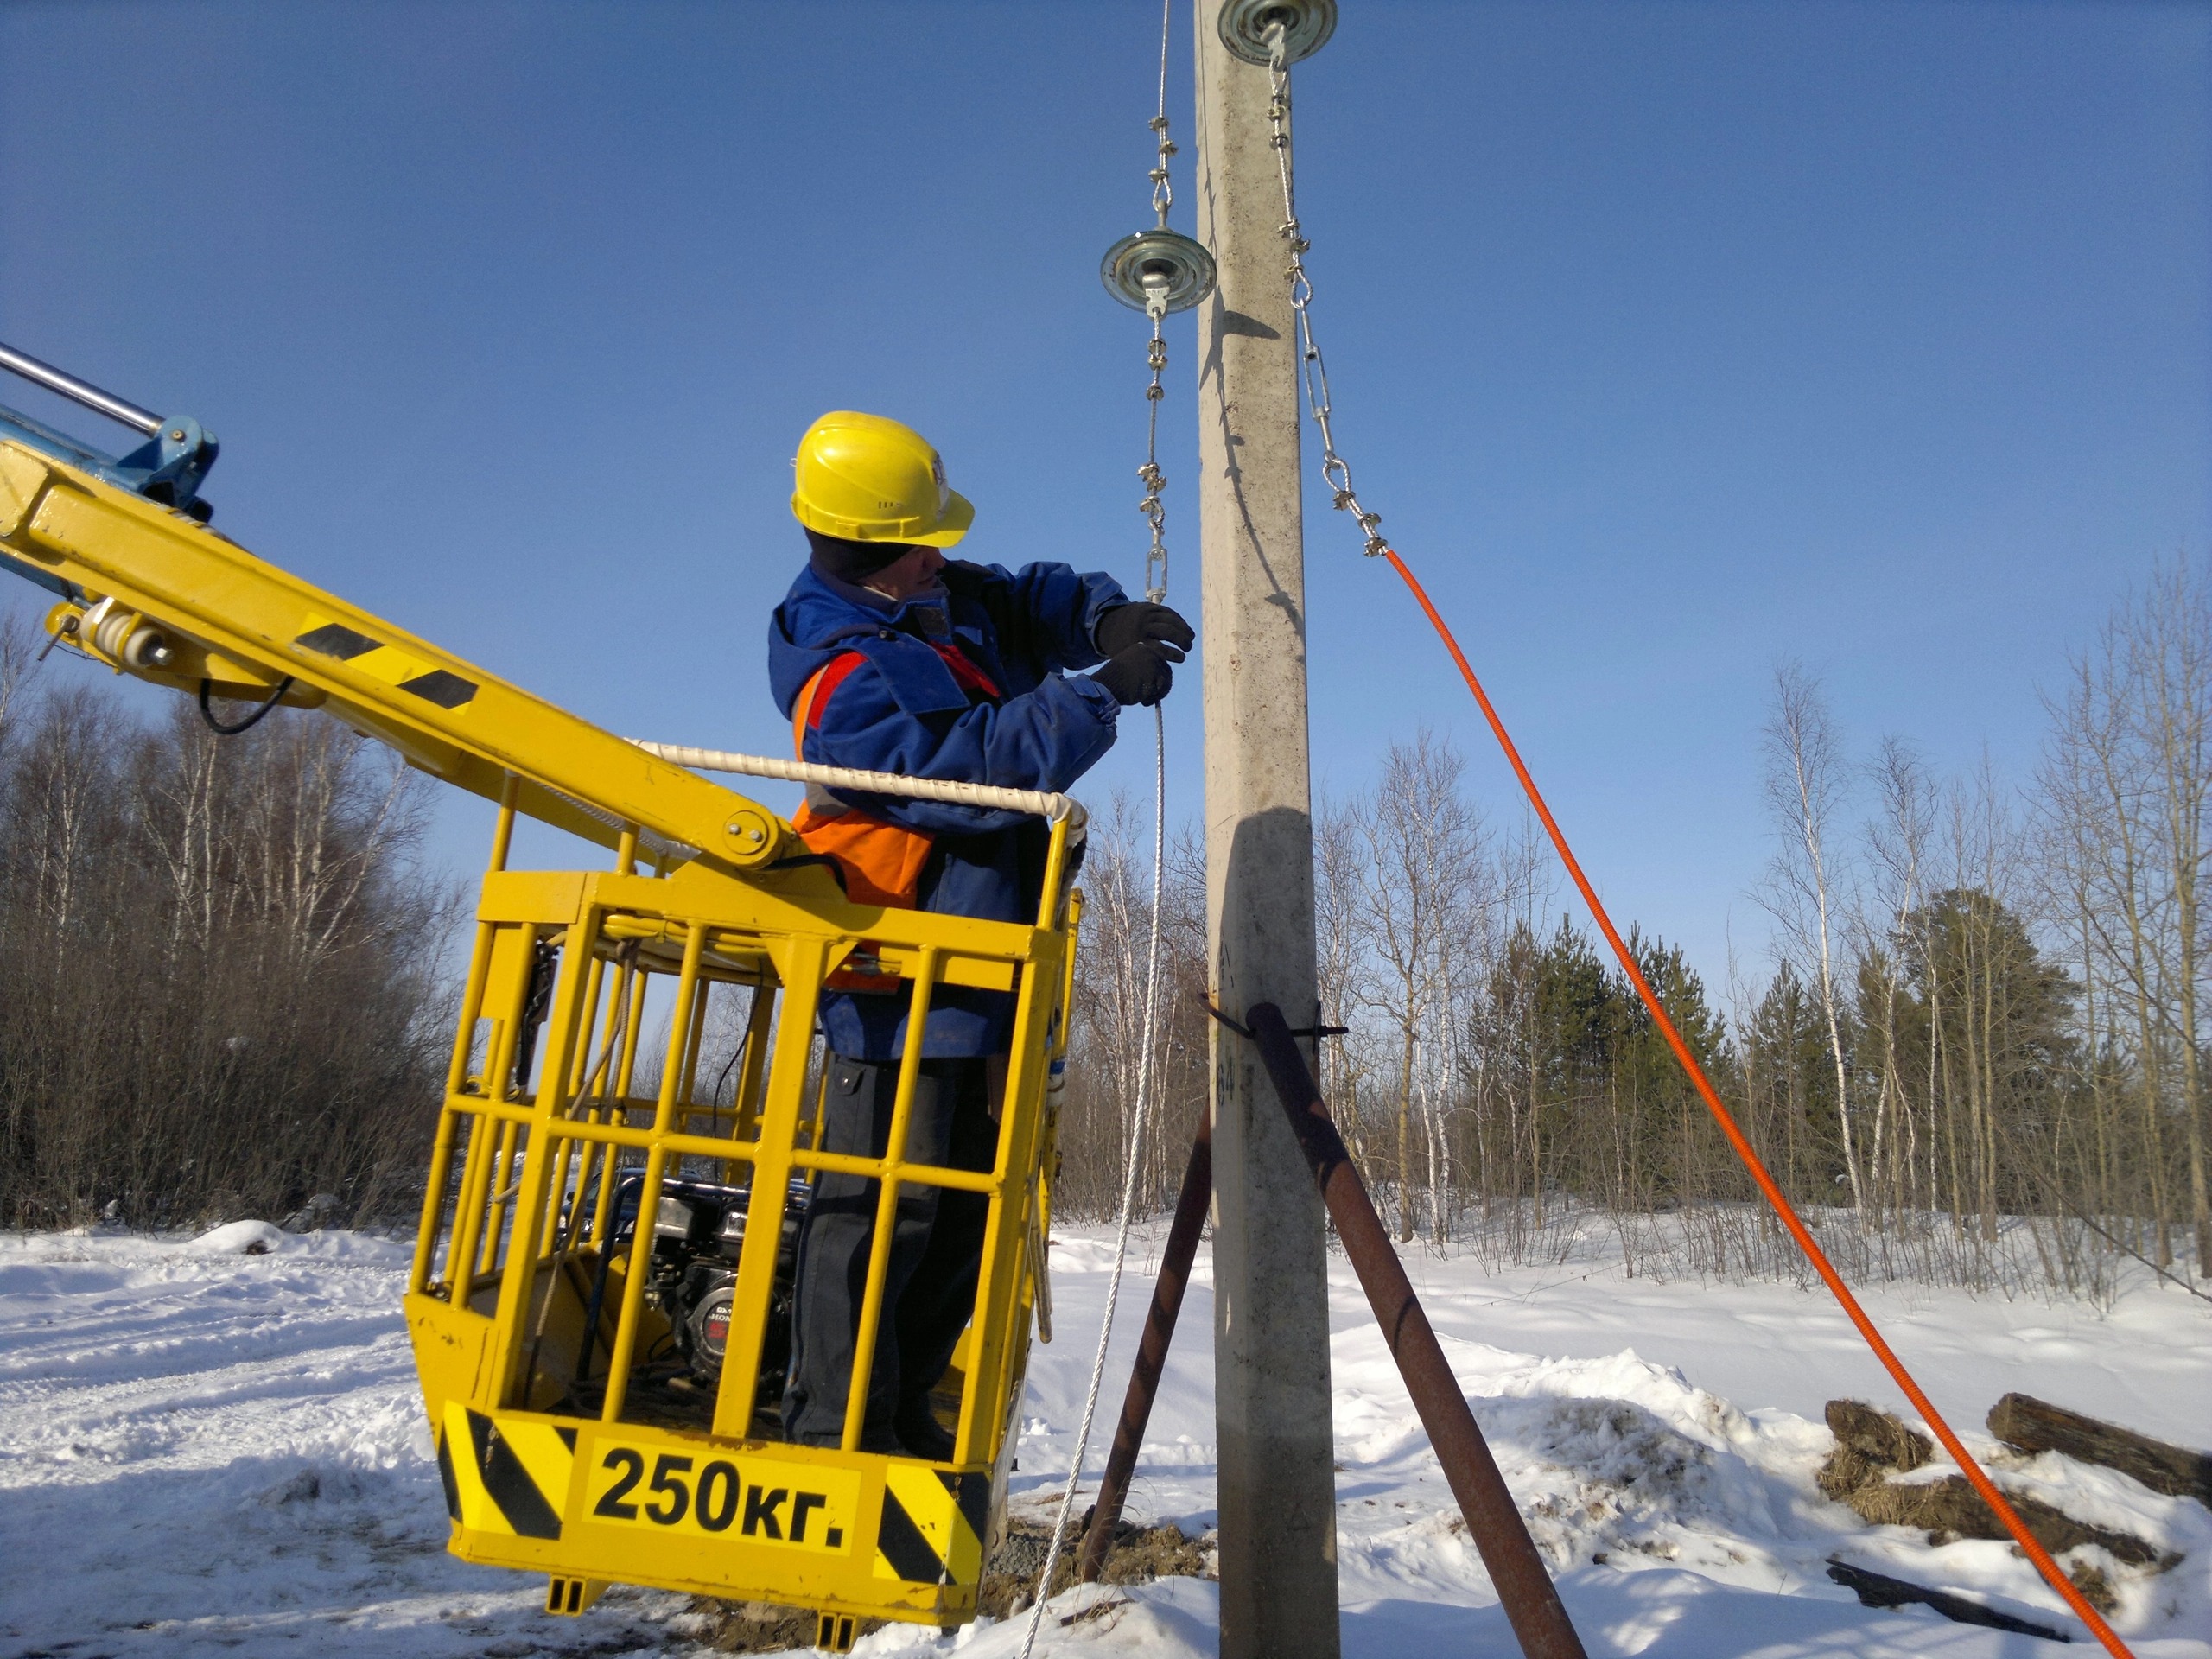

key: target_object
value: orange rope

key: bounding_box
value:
[1380,546,2134,1657]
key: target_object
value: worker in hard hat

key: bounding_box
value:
[770,410,1192,1458]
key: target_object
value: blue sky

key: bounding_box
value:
[3,1,2206,998]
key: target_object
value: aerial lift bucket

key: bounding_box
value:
[410,815,1079,1641]
[0,344,1080,1644]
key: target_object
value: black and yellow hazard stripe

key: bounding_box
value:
[295,612,478,709]
[872,1464,989,1586]
[438,1403,575,1541]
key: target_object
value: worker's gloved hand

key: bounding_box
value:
[1091,642,1178,707]
[1093,601,1193,661]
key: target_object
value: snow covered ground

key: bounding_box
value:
[2,1218,2207,1657]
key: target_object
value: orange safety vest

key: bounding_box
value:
[790,642,1007,912]
[789,652,937,911]
[791,641,1004,994]
[792,655,926,995]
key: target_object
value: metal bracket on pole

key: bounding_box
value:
[1243,1001,1590,1659]
[1074,1003,1589,1654]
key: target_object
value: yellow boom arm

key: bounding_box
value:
[0,435,787,870]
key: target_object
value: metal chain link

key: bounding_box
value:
[1140,302,1169,601]
[1136,0,1179,603]
[1266,22,1387,556]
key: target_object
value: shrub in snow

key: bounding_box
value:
[282,1194,343,1233]
[189,1218,285,1255]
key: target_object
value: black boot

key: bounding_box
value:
[894,1398,957,1462]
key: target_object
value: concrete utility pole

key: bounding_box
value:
[1192,4,1341,1656]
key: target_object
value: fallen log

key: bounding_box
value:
[1989,1393,2212,1506]
[1815,1400,2176,1613]
[1826,1558,2070,1643]
[1818,1399,1933,1499]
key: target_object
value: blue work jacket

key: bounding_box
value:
[767,558,1127,1058]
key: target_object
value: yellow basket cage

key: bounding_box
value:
[411,810,1080,1641]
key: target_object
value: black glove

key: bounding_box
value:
[1091,641,1177,707]
[1093,601,1194,660]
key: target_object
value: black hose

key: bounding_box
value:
[575,1177,639,1384]
[197,675,294,735]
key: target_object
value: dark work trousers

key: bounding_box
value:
[781,1054,996,1450]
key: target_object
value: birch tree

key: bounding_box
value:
[2038,561,2212,1273]
[1758,665,1864,1209]
[1351,731,1488,1241]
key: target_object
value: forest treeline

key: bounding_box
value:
[1058,561,2212,1300]
[0,613,454,1229]
[6,557,2209,1300]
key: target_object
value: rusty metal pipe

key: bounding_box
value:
[1244,1002,1587,1659]
[1077,1109,1214,1581]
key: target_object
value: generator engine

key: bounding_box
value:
[620,1174,810,1390]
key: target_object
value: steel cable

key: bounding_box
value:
[1017,704,1167,1656]
[1017,3,1180,1649]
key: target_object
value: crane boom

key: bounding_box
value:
[0,401,786,871]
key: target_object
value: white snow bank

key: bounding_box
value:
[0,1228,697,1656]
[2,1223,2207,1657]
[188,1217,289,1254]
[1011,1223,2212,1656]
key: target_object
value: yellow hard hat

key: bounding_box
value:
[790,410,975,547]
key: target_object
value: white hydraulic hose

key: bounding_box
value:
[1017,701,1169,1655]
[629,741,1087,831]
